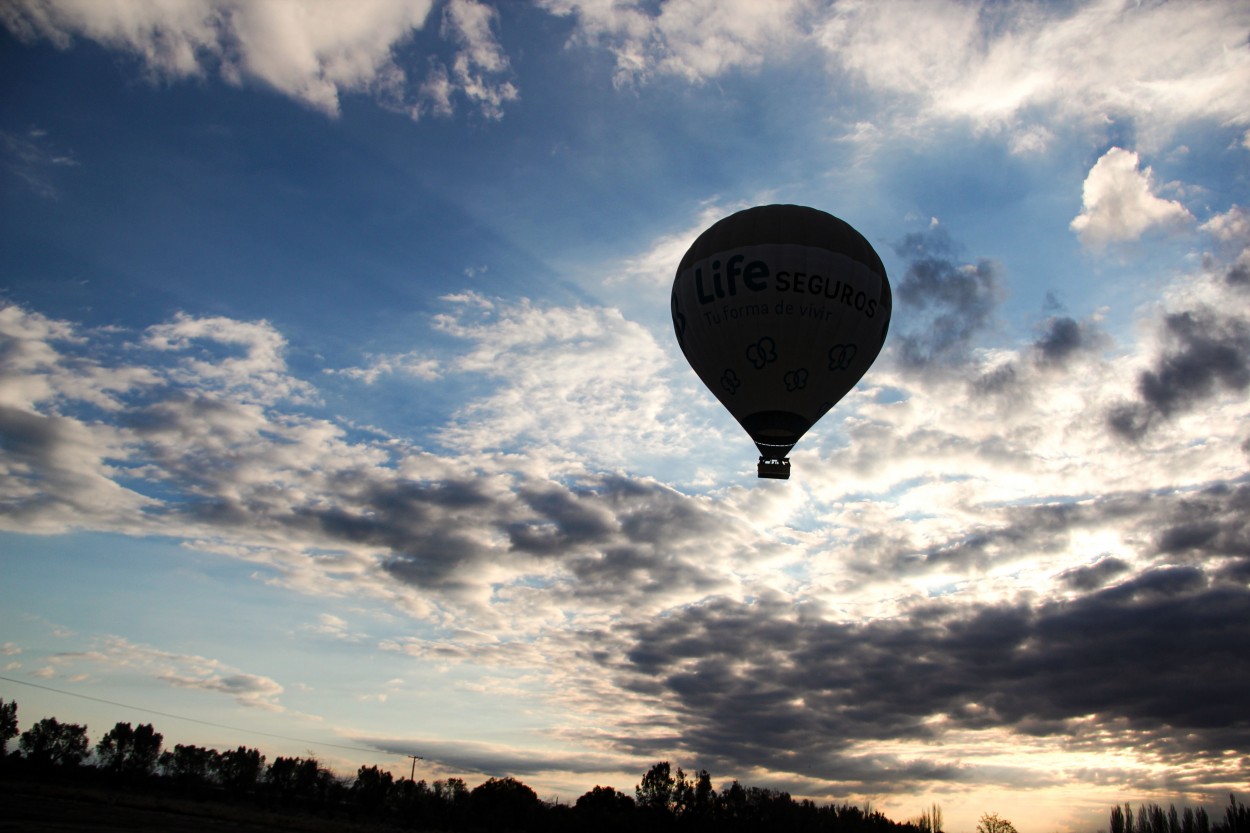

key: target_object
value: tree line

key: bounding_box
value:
[1108,799,1249,833]
[2,697,1244,833]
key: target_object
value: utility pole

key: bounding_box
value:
[408,754,424,781]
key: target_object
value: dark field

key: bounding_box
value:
[1,779,404,832]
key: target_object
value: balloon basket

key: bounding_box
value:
[757,457,791,480]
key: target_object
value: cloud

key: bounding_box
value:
[890,225,1004,371]
[594,557,1250,787]
[439,0,518,119]
[1056,556,1131,592]
[162,671,286,711]
[1107,283,1250,441]
[430,294,696,468]
[326,352,443,384]
[816,0,1250,150]
[1070,148,1193,249]
[0,0,515,120]
[3,235,1249,802]
[145,313,316,405]
[361,735,635,778]
[1201,205,1250,243]
[537,0,809,87]
[0,127,78,198]
[37,634,286,710]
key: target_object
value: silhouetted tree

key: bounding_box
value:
[96,721,163,777]
[1114,804,1129,833]
[574,785,636,832]
[384,777,425,825]
[434,777,471,829]
[351,764,394,820]
[719,779,748,827]
[19,717,89,768]
[671,766,697,817]
[978,812,1018,833]
[1219,795,1249,833]
[159,743,218,789]
[637,761,676,812]
[213,745,265,797]
[684,769,715,828]
[0,698,16,757]
[471,776,543,831]
[916,803,944,833]
[267,755,341,811]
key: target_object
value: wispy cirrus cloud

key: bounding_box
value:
[817,0,1250,151]
[0,127,78,198]
[40,634,286,710]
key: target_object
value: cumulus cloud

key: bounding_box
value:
[0,0,515,119]
[146,313,316,405]
[1070,148,1193,249]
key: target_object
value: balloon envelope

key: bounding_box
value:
[670,204,891,478]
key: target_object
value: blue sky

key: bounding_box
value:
[2,1,1249,830]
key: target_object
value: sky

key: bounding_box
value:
[1,1,1248,830]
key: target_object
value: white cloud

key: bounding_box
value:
[1070,147,1193,249]
[538,0,809,87]
[505,0,1250,147]
[1201,204,1250,245]
[162,671,286,711]
[431,295,695,468]
[605,200,743,291]
[41,634,286,710]
[816,0,1250,150]
[145,313,317,405]
[0,0,517,119]
[327,352,443,384]
[440,0,518,119]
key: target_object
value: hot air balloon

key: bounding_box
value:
[671,204,891,479]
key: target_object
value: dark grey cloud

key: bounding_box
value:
[1226,259,1248,286]
[1056,555,1131,591]
[508,484,618,556]
[359,737,634,779]
[891,227,1003,371]
[579,479,1250,790]
[1034,315,1088,365]
[1109,307,1250,440]
[852,481,1250,586]
[595,569,1250,791]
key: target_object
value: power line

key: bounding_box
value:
[0,674,404,759]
